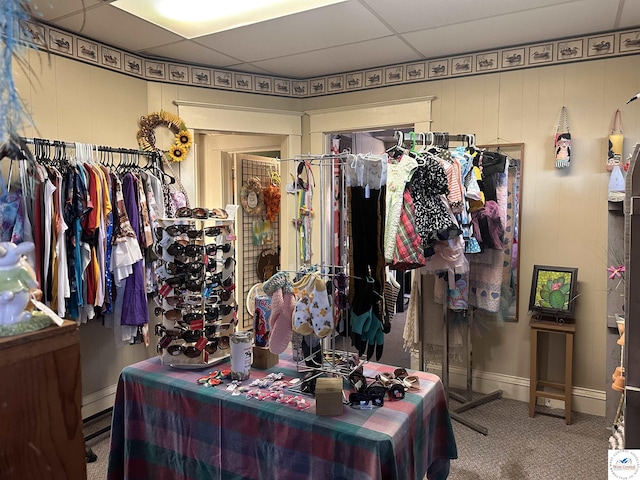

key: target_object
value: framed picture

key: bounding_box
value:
[192,67,211,85]
[292,80,308,96]
[557,40,583,61]
[452,55,472,75]
[235,73,252,90]
[327,76,344,92]
[77,39,98,62]
[405,62,425,81]
[274,79,290,94]
[476,53,498,71]
[168,64,188,82]
[255,76,272,93]
[124,55,142,75]
[309,78,325,95]
[365,69,383,87]
[49,29,73,55]
[587,34,614,56]
[428,60,448,78]
[101,47,121,69]
[502,48,525,68]
[620,31,640,53]
[529,43,553,64]
[346,72,363,89]
[145,61,166,80]
[529,265,579,318]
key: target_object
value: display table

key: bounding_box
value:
[107,352,457,480]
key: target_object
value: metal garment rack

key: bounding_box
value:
[281,153,368,389]
[441,307,502,435]
[405,130,502,435]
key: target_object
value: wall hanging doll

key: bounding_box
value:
[554,106,571,169]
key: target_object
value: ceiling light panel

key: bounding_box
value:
[112,0,348,39]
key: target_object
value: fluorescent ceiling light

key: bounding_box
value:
[112,0,347,39]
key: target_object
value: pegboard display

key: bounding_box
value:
[240,157,280,330]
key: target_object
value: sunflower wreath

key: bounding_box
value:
[136,110,193,162]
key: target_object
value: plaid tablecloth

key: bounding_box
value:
[107,352,457,480]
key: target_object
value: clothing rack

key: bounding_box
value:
[12,136,165,460]
[400,130,502,435]
[21,137,156,157]
[281,154,368,393]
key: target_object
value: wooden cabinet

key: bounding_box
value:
[0,320,86,479]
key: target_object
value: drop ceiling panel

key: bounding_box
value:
[143,40,241,67]
[250,36,421,78]
[194,1,393,63]
[620,1,640,28]
[31,0,104,22]
[363,0,581,34]
[402,0,621,58]
[222,63,276,75]
[51,4,183,52]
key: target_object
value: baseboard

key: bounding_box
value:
[421,362,605,417]
[82,384,117,419]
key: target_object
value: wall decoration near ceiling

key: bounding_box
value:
[19,20,640,99]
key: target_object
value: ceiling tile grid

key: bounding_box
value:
[20,0,640,97]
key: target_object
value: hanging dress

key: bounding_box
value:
[384,154,418,262]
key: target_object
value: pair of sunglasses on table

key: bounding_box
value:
[158,336,230,358]
[348,367,418,407]
[175,206,228,219]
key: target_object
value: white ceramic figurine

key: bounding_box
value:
[0,242,39,326]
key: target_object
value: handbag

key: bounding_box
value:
[607,109,624,172]
[554,106,571,169]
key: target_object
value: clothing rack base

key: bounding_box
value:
[441,306,502,436]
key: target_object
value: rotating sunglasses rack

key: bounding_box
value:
[153,212,237,369]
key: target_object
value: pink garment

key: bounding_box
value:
[269,288,295,355]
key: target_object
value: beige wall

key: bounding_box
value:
[15,47,640,413]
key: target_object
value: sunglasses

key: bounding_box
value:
[211,287,233,301]
[155,324,183,338]
[205,243,232,255]
[167,260,204,275]
[204,226,226,237]
[212,256,236,271]
[184,278,205,292]
[204,336,230,355]
[183,312,204,324]
[335,291,349,310]
[348,390,384,408]
[176,207,228,219]
[206,273,234,289]
[204,323,233,339]
[154,307,183,321]
[166,344,202,358]
[167,243,205,257]
[333,273,348,290]
[156,225,194,238]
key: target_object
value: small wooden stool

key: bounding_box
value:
[529,319,575,424]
